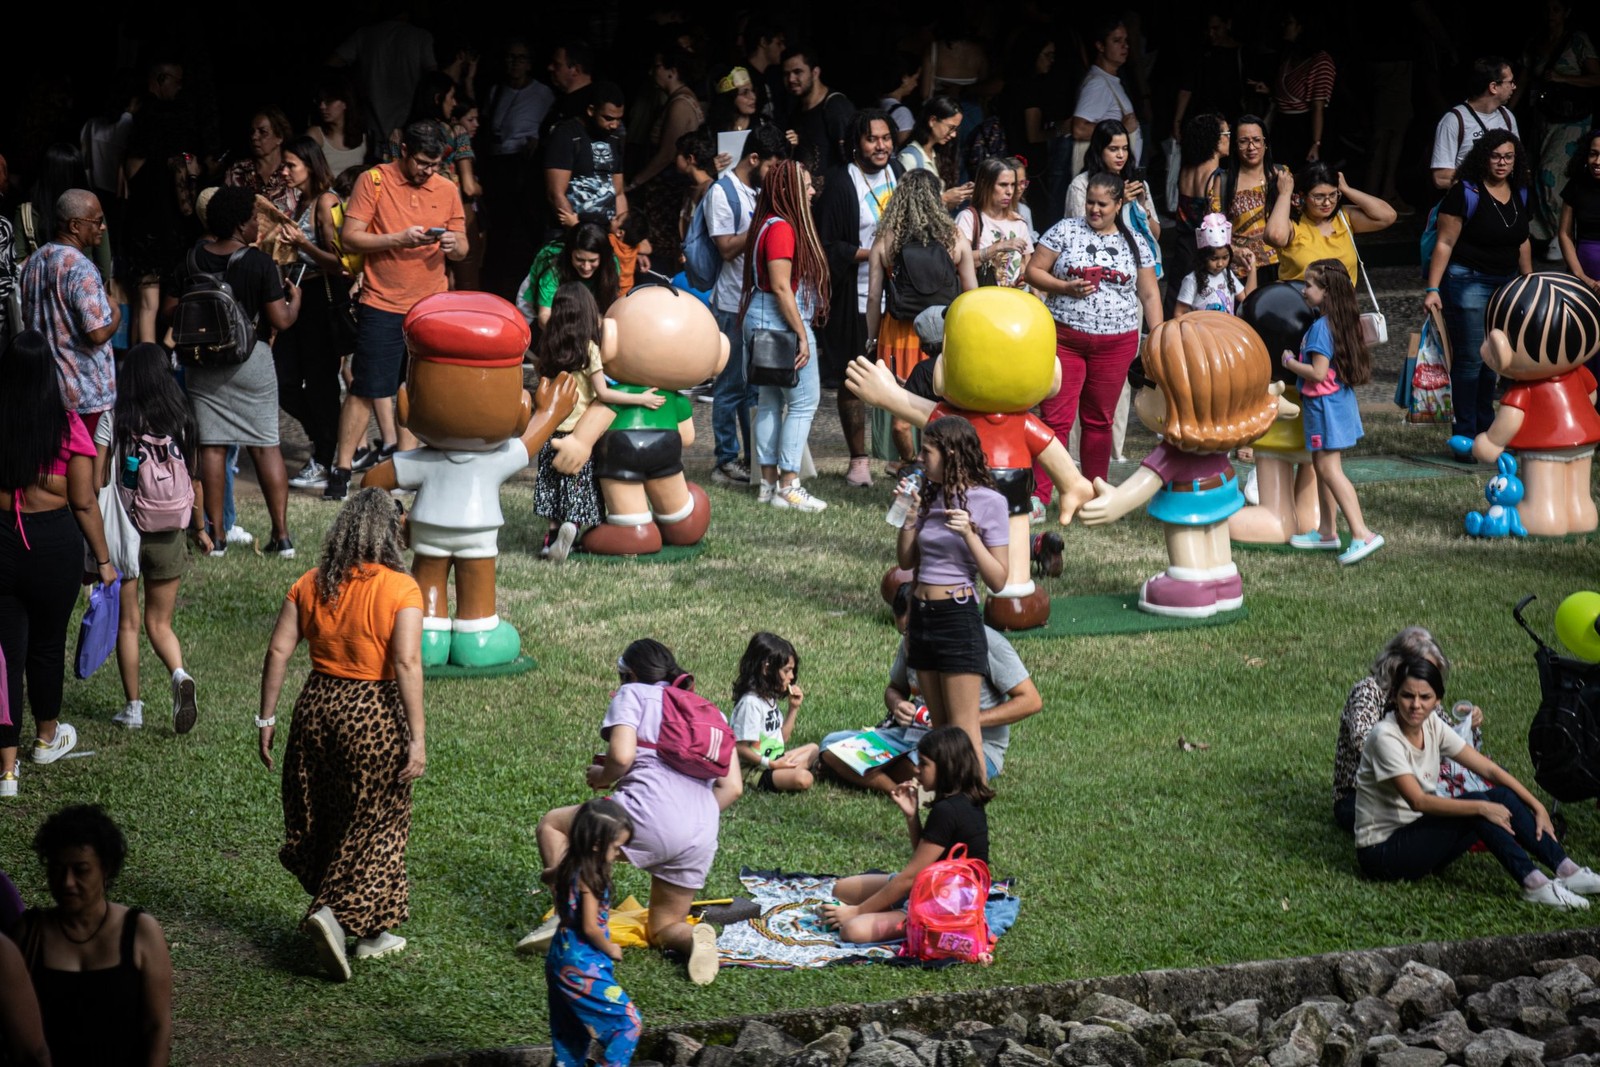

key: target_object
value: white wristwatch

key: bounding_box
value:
[255,716,277,729]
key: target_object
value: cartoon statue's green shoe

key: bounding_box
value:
[449,618,522,667]
[421,627,452,667]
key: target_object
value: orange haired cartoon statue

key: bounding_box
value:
[362,292,577,668]
[846,286,1095,630]
[1451,272,1600,536]
[1080,311,1294,617]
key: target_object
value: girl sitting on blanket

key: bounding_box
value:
[820,726,992,942]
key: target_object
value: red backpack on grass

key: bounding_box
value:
[639,674,734,780]
[901,844,995,964]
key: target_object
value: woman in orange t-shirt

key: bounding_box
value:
[258,488,425,982]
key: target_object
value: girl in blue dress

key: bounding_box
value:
[546,798,642,1067]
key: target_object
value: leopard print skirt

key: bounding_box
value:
[280,672,412,939]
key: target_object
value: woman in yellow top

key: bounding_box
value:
[258,488,425,983]
[1266,162,1396,282]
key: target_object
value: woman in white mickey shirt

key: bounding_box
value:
[1025,172,1162,493]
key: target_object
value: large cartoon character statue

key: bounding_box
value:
[551,281,729,554]
[1080,313,1293,617]
[1452,273,1600,536]
[846,287,1095,630]
[363,292,577,668]
[1229,282,1322,543]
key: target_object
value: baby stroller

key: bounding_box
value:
[1516,595,1600,805]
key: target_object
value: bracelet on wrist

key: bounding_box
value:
[255,716,276,729]
[760,755,771,769]
[1424,287,1439,293]
[96,558,110,567]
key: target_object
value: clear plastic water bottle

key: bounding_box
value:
[122,454,140,490]
[885,466,924,528]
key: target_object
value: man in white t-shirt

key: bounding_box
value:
[708,125,788,485]
[1430,56,1519,189]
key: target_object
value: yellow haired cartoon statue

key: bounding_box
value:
[846,287,1094,630]
[1080,312,1294,617]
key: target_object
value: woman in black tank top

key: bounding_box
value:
[17,805,172,1066]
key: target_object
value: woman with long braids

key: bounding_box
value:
[741,161,832,512]
[893,416,1009,775]
[258,488,425,982]
[867,168,977,467]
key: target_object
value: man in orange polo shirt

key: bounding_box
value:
[325,122,467,500]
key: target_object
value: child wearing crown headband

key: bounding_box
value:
[1175,213,1258,316]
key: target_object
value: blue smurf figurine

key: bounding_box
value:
[1464,453,1527,538]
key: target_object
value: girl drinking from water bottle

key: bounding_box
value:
[895,417,1009,774]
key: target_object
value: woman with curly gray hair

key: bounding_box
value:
[1331,626,1485,832]
[865,168,978,466]
[257,487,425,982]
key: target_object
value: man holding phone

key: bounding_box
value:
[327,122,467,500]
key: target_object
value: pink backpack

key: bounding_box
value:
[122,434,194,533]
[901,844,995,964]
[638,674,734,780]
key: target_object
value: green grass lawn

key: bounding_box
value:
[3,409,1598,1066]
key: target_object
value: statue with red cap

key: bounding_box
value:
[363,292,577,670]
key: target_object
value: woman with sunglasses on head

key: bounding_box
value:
[1265,161,1396,283]
[1208,116,1285,286]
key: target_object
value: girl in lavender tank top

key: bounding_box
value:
[893,417,1009,778]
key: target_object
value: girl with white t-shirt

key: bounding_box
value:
[1355,655,1600,909]
[957,158,1034,290]
[1175,213,1257,316]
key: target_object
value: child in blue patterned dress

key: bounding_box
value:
[545,798,643,1067]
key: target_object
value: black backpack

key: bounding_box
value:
[887,239,960,322]
[172,245,256,367]
[1517,595,1600,803]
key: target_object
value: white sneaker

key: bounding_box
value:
[1243,466,1260,505]
[172,669,198,735]
[548,522,578,564]
[757,481,775,504]
[515,914,561,955]
[354,931,407,959]
[1559,866,1600,895]
[0,770,17,798]
[305,906,351,981]
[225,525,254,546]
[288,459,329,490]
[113,701,145,729]
[1524,879,1591,909]
[31,723,77,764]
[711,460,751,485]
[772,484,827,512]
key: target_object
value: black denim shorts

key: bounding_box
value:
[906,594,987,675]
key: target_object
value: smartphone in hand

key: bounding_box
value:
[424,227,446,241]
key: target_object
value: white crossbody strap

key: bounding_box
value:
[1339,210,1381,313]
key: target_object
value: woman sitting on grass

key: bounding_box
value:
[1332,626,1483,832]
[1354,655,1598,909]
[821,726,992,942]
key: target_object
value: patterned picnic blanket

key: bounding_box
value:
[716,867,1020,970]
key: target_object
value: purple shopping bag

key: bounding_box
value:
[75,576,121,680]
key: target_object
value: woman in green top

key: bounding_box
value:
[516,223,621,327]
